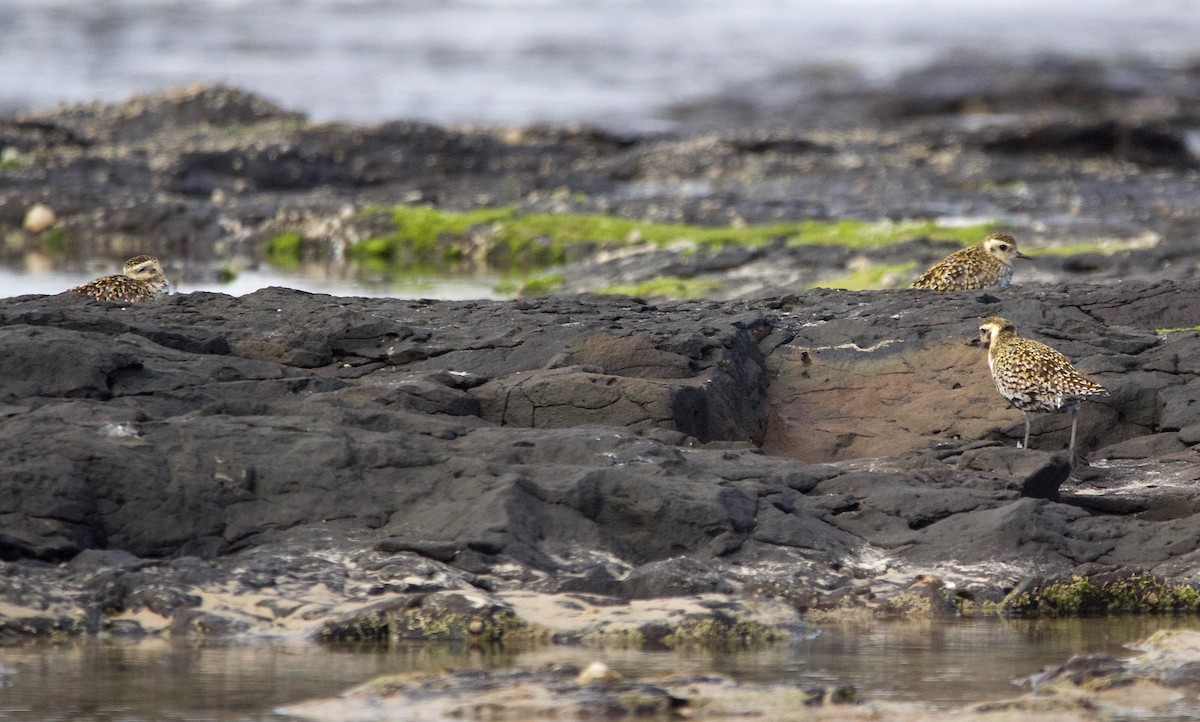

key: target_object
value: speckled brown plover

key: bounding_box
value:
[977,316,1109,462]
[912,233,1029,291]
[72,255,169,302]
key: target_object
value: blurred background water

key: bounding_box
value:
[2,0,1199,130]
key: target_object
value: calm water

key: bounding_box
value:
[1,616,1198,721]
[0,262,504,301]
[2,0,1199,129]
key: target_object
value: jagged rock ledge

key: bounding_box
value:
[1,280,1199,641]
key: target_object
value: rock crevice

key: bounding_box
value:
[2,282,1200,637]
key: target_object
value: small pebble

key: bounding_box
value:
[24,203,56,233]
[577,661,622,684]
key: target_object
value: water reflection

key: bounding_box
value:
[1,616,1198,721]
[0,256,505,301]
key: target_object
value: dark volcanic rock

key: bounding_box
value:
[3,279,1200,637]
[975,120,1194,169]
[473,311,771,443]
[955,447,1072,500]
[621,558,736,599]
[764,282,1181,462]
[875,55,1166,119]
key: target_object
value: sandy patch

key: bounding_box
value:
[498,590,803,639]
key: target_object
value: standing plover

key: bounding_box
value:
[71,255,169,302]
[911,233,1029,291]
[977,316,1109,462]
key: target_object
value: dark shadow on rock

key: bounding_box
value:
[620,558,735,599]
[977,121,1193,169]
[955,447,1072,500]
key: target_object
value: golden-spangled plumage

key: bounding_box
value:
[977,316,1109,461]
[72,255,169,303]
[911,233,1029,291]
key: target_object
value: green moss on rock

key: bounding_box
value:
[809,261,917,290]
[596,276,723,299]
[350,205,998,274]
[579,626,649,648]
[0,614,88,639]
[1024,236,1156,257]
[1156,325,1200,335]
[394,606,529,642]
[513,273,565,296]
[319,607,394,642]
[1001,575,1200,617]
[265,231,303,269]
[319,593,542,645]
[41,227,72,255]
[0,147,21,170]
[661,613,777,648]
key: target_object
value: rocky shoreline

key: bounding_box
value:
[1,278,1199,645]
[4,56,1200,720]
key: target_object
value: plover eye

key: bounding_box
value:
[997,244,1009,251]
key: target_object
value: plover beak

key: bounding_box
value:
[968,338,982,347]
[1016,252,1032,260]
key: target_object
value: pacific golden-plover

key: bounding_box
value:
[71,255,169,302]
[911,233,1029,291]
[977,316,1109,462]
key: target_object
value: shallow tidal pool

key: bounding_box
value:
[2,616,1199,721]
